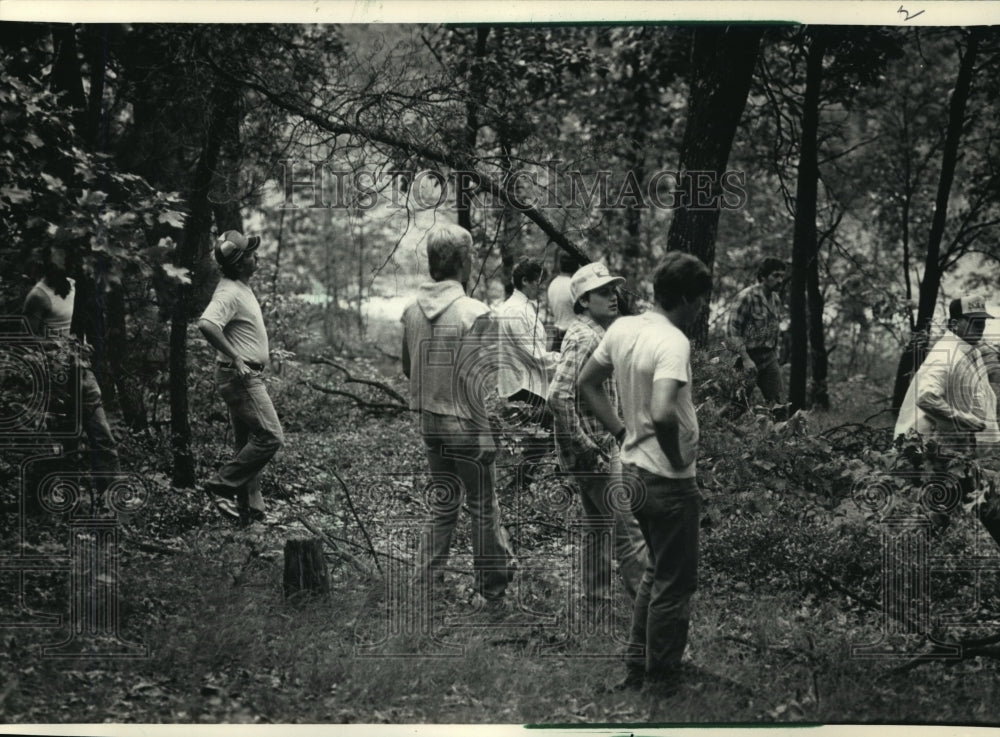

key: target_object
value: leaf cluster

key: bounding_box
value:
[0,72,183,306]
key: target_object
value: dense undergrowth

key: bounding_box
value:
[3,348,1000,723]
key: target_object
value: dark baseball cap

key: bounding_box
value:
[214,230,261,267]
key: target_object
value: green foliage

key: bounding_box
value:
[0,71,184,309]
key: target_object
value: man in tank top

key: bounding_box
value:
[23,243,121,479]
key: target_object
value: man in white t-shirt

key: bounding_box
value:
[579,251,712,693]
[198,230,283,525]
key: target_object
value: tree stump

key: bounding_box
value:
[283,537,330,600]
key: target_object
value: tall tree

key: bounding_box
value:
[168,89,239,487]
[666,25,764,344]
[788,29,827,411]
[890,27,986,410]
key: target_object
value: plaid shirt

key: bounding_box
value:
[725,283,783,352]
[547,314,618,471]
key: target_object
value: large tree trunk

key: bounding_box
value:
[789,30,826,411]
[49,24,86,111]
[107,287,148,430]
[666,25,764,345]
[497,135,518,290]
[81,24,109,146]
[170,92,237,487]
[890,29,982,410]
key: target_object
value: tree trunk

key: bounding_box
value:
[665,25,764,345]
[270,205,286,309]
[890,28,982,411]
[497,136,519,291]
[807,262,829,409]
[107,286,148,430]
[355,215,365,337]
[458,26,490,232]
[790,30,826,411]
[619,44,649,286]
[49,24,86,111]
[81,24,109,146]
[283,538,330,599]
[170,92,236,488]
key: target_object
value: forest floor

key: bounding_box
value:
[3,353,1000,725]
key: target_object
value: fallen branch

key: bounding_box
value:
[307,356,407,404]
[959,631,1000,648]
[301,497,470,576]
[303,381,410,412]
[862,407,895,425]
[120,529,186,556]
[807,565,881,613]
[719,634,818,663]
[820,422,869,438]
[372,344,402,362]
[296,515,375,577]
[332,470,384,576]
[894,636,1000,674]
[321,530,468,575]
[130,539,184,556]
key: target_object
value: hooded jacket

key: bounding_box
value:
[401,280,493,424]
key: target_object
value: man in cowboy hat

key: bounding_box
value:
[198,230,283,524]
[547,262,648,615]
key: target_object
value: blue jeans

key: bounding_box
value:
[623,466,700,678]
[748,348,783,404]
[214,366,284,513]
[570,452,649,603]
[80,366,120,477]
[416,411,514,600]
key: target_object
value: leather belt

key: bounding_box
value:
[217,361,264,371]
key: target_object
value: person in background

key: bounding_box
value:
[401,223,515,606]
[894,296,998,448]
[894,296,1000,546]
[547,262,648,615]
[199,230,283,525]
[23,240,120,480]
[496,257,560,480]
[724,257,786,406]
[579,251,712,693]
[547,252,583,352]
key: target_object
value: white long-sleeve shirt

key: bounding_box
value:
[495,289,559,398]
[894,331,1000,448]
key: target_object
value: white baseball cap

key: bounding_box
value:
[570,262,625,306]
